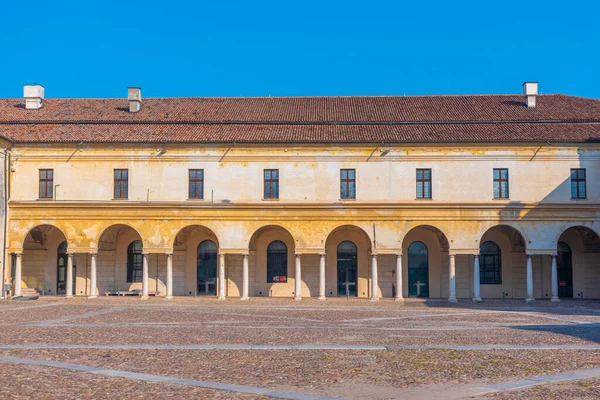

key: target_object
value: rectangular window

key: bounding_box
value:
[114,169,129,199]
[493,168,509,199]
[571,168,586,199]
[416,169,432,199]
[264,169,279,199]
[189,169,204,199]
[39,169,54,199]
[340,169,356,199]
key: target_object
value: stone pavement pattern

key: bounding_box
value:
[0,297,599,399]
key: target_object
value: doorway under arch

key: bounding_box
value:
[408,241,429,297]
[337,241,358,296]
[197,240,218,295]
[557,242,573,298]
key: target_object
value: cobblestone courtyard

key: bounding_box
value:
[1,297,599,399]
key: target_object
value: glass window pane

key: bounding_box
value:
[349,182,355,198]
[273,182,279,198]
[417,182,423,198]
[341,170,347,180]
[416,170,423,180]
[424,182,431,198]
[571,169,578,179]
[122,170,128,179]
[501,169,508,179]
[493,182,500,198]
[341,182,347,197]
[578,169,585,179]
[493,169,499,179]
[501,182,508,198]
[579,182,586,198]
[348,169,355,179]
[424,169,431,179]
[571,181,577,198]
[273,170,278,179]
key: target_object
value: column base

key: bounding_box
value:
[550,297,561,302]
[318,296,327,301]
[448,297,458,303]
[394,297,404,302]
[140,295,149,300]
[87,295,97,299]
[472,297,482,303]
[65,295,73,299]
[165,295,173,300]
[217,297,226,301]
[526,298,536,303]
[370,297,380,302]
[293,296,302,301]
[240,297,249,301]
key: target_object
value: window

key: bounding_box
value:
[493,168,509,199]
[264,169,279,199]
[39,169,53,199]
[340,169,356,199]
[267,240,287,283]
[571,168,586,199]
[416,169,432,199]
[480,241,501,284]
[189,169,204,199]
[114,169,129,199]
[126,240,143,283]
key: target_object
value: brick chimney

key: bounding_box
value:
[24,84,44,110]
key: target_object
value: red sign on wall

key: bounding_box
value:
[559,281,566,287]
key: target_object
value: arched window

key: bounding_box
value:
[127,240,143,283]
[408,241,429,297]
[337,241,358,296]
[197,240,218,293]
[267,240,287,283]
[480,241,501,284]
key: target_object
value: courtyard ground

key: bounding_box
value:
[0,297,599,399]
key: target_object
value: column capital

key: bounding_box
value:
[319,252,326,257]
[295,252,302,257]
[12,252,23,256]
[369,251,379,256]
[89,252,98,257]
[165,252,173,257]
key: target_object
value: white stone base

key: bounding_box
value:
[472,297,482,303]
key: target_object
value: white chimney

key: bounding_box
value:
[128,87,142,113]
[24,84,44,110]
[523,82,538,108]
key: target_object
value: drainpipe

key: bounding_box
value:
[1,140,14,300]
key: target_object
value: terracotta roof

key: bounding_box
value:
[0,94,599,143]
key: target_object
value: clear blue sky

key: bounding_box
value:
[0,1,598,98]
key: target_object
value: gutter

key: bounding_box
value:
[0,138,13,299]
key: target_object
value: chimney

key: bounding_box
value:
[24,84,44,110]
[523,82,538,108]
[128,87,142,113]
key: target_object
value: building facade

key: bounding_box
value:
[2,83,600,301]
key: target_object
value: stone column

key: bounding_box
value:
[217,253,226,300]
[13,253,22,297]
[395,253,403,302]
[165,253,173,300]
[371,253,379,301]
[551,254,560,302]
[526,254,534,302]
[241,253,249,301]
[448,254,457,302]
[294,254,302,300]
[88,253,97,299]
[472,255,482,303]
[66,253,74,298]
[141,253,149,300]
[318,253,326,300]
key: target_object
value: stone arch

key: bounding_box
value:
[477,224,528,299]
[401,225,450,299]
[172,225,221,296]
[248,225,297,297]
[19,224,69,294]
[325,225,373,298]
[557,225,600,299]
[96,224,146,294]
[477,223,530,250]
